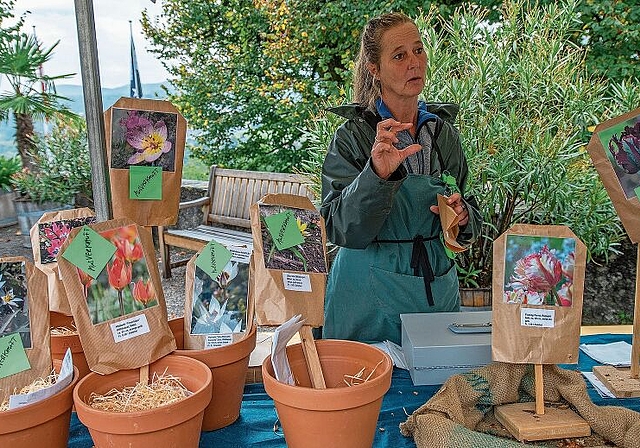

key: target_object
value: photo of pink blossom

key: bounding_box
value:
[597,114,640,199]
[503,235,576,307]
[110,108,178,172]
[38,217,97,264]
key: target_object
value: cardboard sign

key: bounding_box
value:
[492,224,586,365]
[58,219,176,375]
[249,194,327,327]
[586,108,640,243]
[105,98,186,226]
[0,257,51,403]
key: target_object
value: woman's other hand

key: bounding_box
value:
[429,192,469,226]
[371,118,421,179]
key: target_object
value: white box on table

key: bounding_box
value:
[400,311,493,386]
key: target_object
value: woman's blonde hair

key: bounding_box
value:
[353,12,415,111]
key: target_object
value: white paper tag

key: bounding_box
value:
[204,333,233,348]
[110,314,151,343]
[8,348,75,410]
[520,308,555,328]
[282,272,312,292]
[228,245,251,264]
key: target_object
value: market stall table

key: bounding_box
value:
[66,332,640,447]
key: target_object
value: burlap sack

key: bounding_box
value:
[29,207,96,315]
[400,362,640,448]
[0,257,51,403]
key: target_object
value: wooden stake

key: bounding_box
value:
[534,364,544,415]
[140,364,149,385]
[630,245,640,378]
[298,326,326,389]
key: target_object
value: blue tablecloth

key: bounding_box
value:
[67,333,640,447]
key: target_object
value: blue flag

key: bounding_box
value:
[130,22,143,98]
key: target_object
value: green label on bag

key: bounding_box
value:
[61,226,116,279]
[196,240,233,280]
[264,210,304,250]
[635,186,640,202]
[0,333,30,379]
[130,166,162,200]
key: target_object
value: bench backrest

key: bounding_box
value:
[204,166,314,229]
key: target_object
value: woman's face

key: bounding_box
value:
[368,22,427,104]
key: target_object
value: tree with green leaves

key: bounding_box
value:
[0,1,77,170]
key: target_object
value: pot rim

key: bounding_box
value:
[174,325,257,366]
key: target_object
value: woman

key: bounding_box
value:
[320,12,482,344]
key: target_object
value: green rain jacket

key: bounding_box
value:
[320,101,482,344]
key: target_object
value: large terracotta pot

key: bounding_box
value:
[262,339,393,448]
[168,316,184,349]
[0,361,79,448]
[174,325,257,431]
[73,354,212,448]
[50,312,90,379]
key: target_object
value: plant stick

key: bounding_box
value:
[534,364,544,415]
[298,325,326,389]
[631,245,640,378]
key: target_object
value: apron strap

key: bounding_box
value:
[411,235,435,307]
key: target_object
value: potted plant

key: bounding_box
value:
[10,118,92,247]
[0,155,20,227]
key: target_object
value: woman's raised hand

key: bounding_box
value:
[371,118,422,180]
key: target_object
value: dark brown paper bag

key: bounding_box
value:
[30,207,96,315]
[0,257,51,402]
[586,108,640,243]
[491,224,586,365]
[249,194,327,327]
[104,98,186,226]
[437,194,466,253]
[57,218,176,375]
[183,241,255,350]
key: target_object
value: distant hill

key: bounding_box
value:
[0,82,171,156]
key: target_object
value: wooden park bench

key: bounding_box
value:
[158,165,314,278]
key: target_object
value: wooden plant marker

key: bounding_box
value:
[495,364,591,442]
[298,325,326,389]
[593,245,640,397]
[140,364,149,385]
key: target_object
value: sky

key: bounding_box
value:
[15,0,171,88]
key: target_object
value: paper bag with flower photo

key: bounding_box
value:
[183,239,254,350]
[491,224,586,365]
[249,193,327,327]
[104,97,186,226]
[57,218,176,375]
[586,107,640,243]
[30,207,96,315]
[0,257,51,403]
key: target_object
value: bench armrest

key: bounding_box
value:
[179,196,210,210]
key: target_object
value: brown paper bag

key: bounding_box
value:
[30,207,96,315]
[0,257,51,402]
[586,108,640,243]
[183,241,255,350]
[57,218,176,375]
[436,194,466,253]
[249,194,327,327]
[491,224,586,365]
[104,98,187,226]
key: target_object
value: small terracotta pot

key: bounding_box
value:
[74,354,212,448]
[0,361,79,448]
[175,325,257,431]
[49,312,91,379]
[262,339,393,448]
[168,316,184,349]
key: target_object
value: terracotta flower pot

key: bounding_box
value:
[0,361,79,448]
[50,312,91,379]
[174,325,257,431]
[168,316,184,349]
[73,354,212,448]
[262,339,393,448]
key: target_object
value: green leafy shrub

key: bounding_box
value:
[0,154,20,191]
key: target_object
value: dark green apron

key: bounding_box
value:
[323,174,460,344]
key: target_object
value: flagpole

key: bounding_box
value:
[129,21,143,99]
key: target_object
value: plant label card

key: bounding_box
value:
[586,108,640,243]
[249,193,327,327]
[30,208,97,315]
[105,98,186,226]
[492,224,586,365]
[0,257,51,403]
[58,219,176,375]
[184,241,253,350]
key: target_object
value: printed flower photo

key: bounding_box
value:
[0,262,30,348]
[79,225,158,325]
[598,114,640,199]
[38,217,97,264]
[503,235,576,307]
[110,108,178,172]
[190,262,249,335]
[259,205,327,273]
